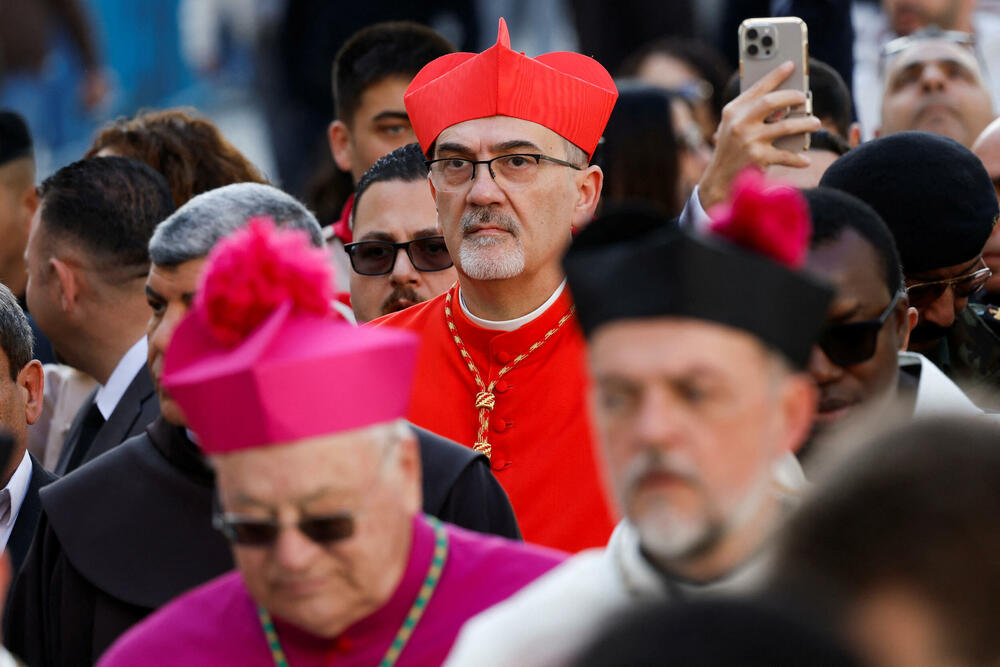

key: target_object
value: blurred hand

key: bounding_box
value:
[80,69,110,111]
[697,61,821,211]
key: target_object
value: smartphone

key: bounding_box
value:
[739,17,810,152]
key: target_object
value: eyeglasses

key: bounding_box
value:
[213,512,356,547]
[425,153,582,192]
[905,266,992,309]
[818,291,903,367]
[344,236,453,276]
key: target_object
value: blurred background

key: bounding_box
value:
[0,0,732,192]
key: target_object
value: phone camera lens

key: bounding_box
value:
[747,28,758,40]
[747,43,759,56]
[761,35,773,47]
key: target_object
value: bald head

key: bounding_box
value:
[973,118,1000,296]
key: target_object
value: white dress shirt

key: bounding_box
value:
[0,452,32,552]
[95,337,148,420]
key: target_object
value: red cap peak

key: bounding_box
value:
[404,17,617,159]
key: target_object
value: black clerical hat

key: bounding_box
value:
[0,111,33,166]
[565,206,833,369]
[820,131,997,273]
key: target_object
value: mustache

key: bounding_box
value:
[909,320,951,343]
[380,286,421,315]
[622,448,700,495]
[915,94,959,117]
[460,207,521,236]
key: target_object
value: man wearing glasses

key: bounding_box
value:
[821,131,1000,408]
[373,19,618,552]
[801,187,980,467]
[99,222,562,667]
[345,143,457,323]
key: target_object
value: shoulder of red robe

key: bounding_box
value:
[403,17,618,159]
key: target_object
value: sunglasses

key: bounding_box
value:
[818,292,903,367]
[344,236,453,276]
[212,512,355,547]
[905,266,992,309]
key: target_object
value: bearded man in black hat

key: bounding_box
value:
[820,131,1000,408]
[445,173,831,667]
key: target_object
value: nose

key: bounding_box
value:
[271,524,320,572]
[465,162,506,207]
[920,63,947,93]
[632,386,684,448]
[919,288,957,329]
[390,246,421,285]
[808,345,844,385]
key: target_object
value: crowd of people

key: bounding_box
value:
[0,2,999,665]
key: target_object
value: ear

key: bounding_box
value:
[848,122,862,148]
[50,257,80,311]
[21,185,38,221]
[17,360,43,426]
[427,172,438,207]
[328,120,355,174]
[396,431,423,514]
[778,373,818,456]
[873,125,882,139]
[898,305,918,350]
[571,165,604,229]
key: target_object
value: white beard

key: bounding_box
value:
[458,234,526,280]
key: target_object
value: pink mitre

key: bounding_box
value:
[161,217,420,455]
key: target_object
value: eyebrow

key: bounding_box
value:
[358,231,397,243]
[145,284,197,304]
[231,486,337,509]
[435,139,546,157]
[372,110,409,123]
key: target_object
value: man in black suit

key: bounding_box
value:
[0,283,55,573]
[23,157,174,474]
[6,183,519,666]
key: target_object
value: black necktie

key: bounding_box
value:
[65,401,106,472]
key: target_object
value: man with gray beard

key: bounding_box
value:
[445,175,830,666]
[372,19,619,553]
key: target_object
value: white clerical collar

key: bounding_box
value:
[459,280,567,332]
[95,336,148,420]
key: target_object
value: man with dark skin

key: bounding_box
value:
[800,188,980,472]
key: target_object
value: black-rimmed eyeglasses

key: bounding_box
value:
[344,236,453,276]
[425,153,583,192]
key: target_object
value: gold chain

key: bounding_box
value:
[444,289,575,459]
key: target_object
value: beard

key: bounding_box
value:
[909,320,951,345]
[457,207,526,281]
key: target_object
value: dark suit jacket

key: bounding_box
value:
[7,453,57,573]
[54,365,159,475]
[6,419,519,666]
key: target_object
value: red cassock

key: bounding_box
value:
[374,284,616,552]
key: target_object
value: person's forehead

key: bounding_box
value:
[590,317,767,377]
[352,76,411,124]
[148,258,206,291]
[807,230,887,297]
[435,116,566,155]
[214,430,381,496]
[973,128,1000,175]
[888,39,981,79]
[353,179,436,235]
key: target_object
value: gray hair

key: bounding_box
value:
[149,182,324,266]
[0,284,33,381]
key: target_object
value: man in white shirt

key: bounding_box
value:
[23,156,174,474]
[0,283,52,572]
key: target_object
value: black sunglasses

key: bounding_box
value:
[212,512,355,547]
[818,292,903,367]
[905,266,991,309]
[344,236,453,276]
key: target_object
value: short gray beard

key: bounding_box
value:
[457,208,526,281]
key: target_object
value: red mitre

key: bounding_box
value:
[161,218,419,455]
[404,18,618,158]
